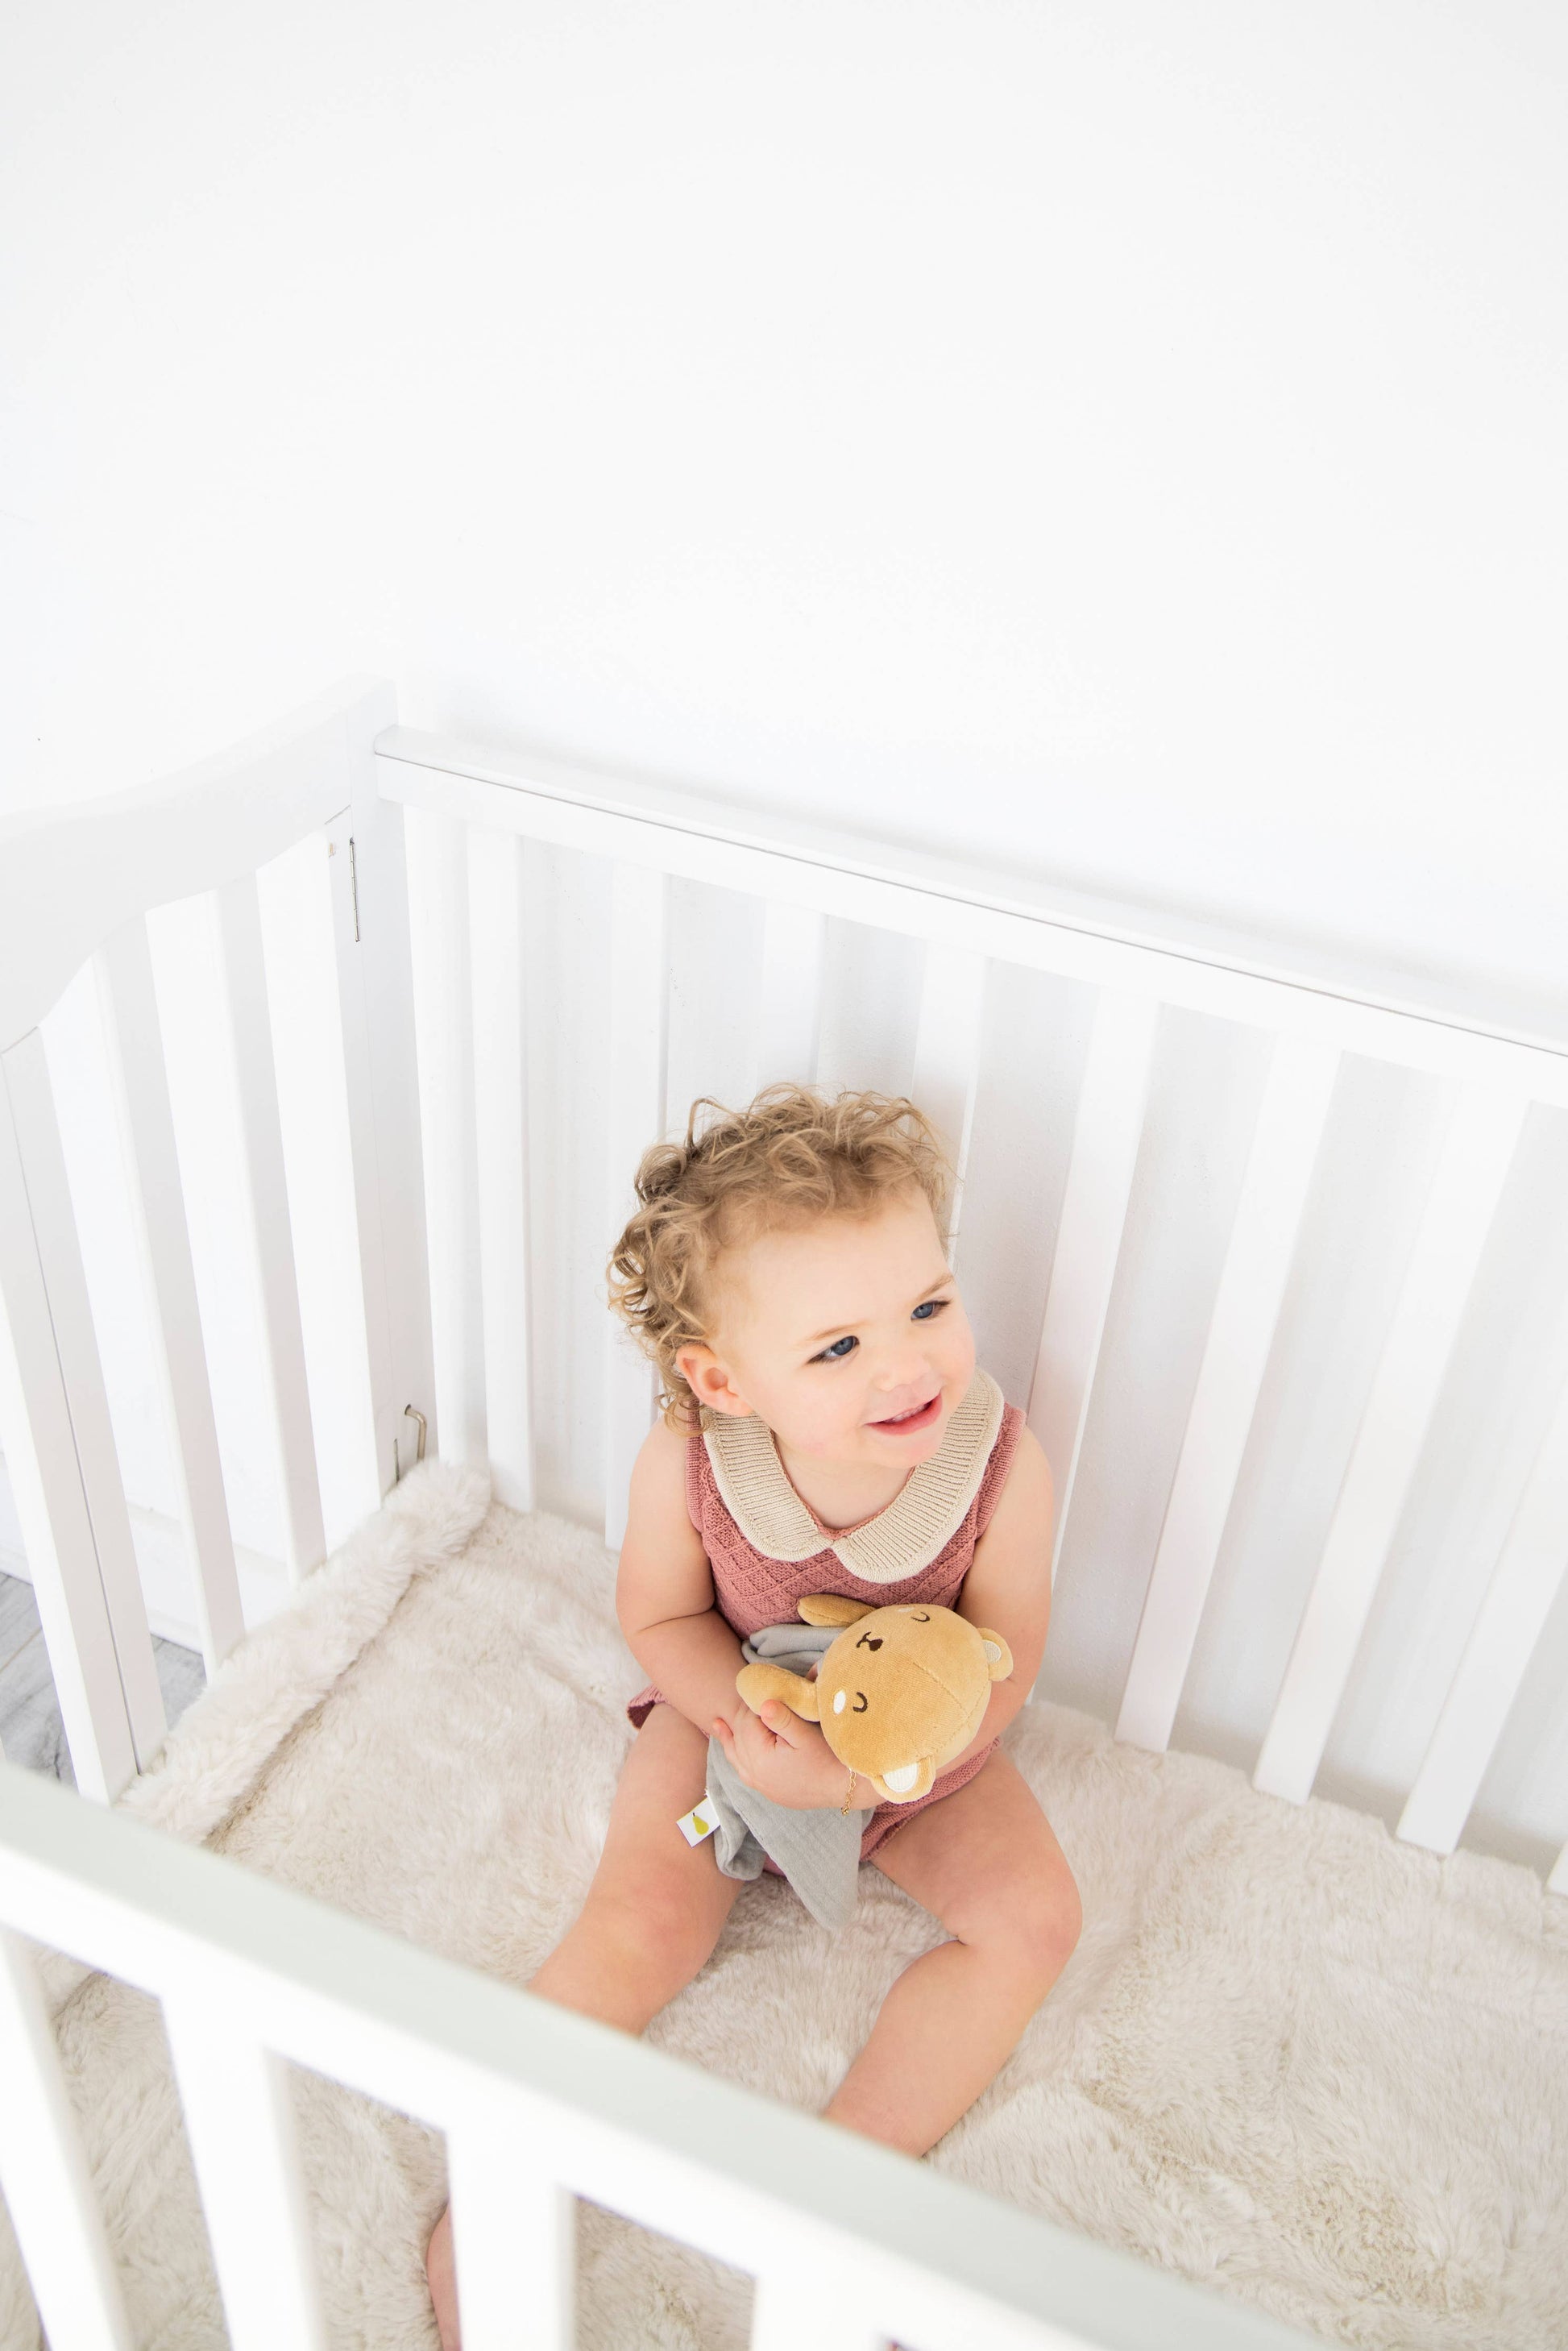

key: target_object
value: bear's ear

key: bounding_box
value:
[736,1662,821,1722]
[798,1594,873,1628]
[977,1629,1014,1682]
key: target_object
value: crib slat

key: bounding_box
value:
[96,918,244,1675]
[0,1033,161,1794]
[754,900,825,1090]
[330,811,420,1510]
[1255,1085,1531,1807]
[1027,991,1161,1586]
[751,2275,887,2351]
[0,1928,133,2351]
[1117,1037,1340,1754]
[1550,1842,1568,1896]
[448,2112,575,2351]
[605,862,668,1548]
[404,808,486,1469]
[216,874,326,1580]
[1396,1357,1568,1855]
[163,2004,327,2351]
[326,812,401,1514]
[911,946,987,1258]
[468,829,534,1511]
[338,715,440,1493]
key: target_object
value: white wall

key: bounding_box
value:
[2,0,1566,1008]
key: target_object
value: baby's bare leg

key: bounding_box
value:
[429,1704,737,2349]
[823,1749,1081,2157]
[527,1701,741,2026]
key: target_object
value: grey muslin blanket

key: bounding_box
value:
[704,1623,873,1934]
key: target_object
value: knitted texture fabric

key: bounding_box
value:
[701,1369,1006,1580]
[628,1373,1024,1860]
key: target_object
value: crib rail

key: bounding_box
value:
[0,687,373,1057]
[372,728,1568,1082]
[0,1759,1319,2351]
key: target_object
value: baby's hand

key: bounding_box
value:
[712,1702,857,1810]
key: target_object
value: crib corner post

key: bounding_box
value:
[331,682,438,1502]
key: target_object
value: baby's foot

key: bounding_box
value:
[425,2204,461,2351]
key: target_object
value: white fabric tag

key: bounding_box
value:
[677,1799,721,1846]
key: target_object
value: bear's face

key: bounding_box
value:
[815,1605,1005,1801]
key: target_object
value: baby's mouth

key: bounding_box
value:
[867,1391,942,1435]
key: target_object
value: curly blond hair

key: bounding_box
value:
[608,1084,951,1428]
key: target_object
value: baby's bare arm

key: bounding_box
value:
[616,1418,749,1738]
[948,1427,1056,1768]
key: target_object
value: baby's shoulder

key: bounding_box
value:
[641,1410,692,1460]
[628,1411,697,1513]
[1002,1417,1050,1484]
[979,1415,1052,1535]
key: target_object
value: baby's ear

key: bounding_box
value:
[674,1343,750,1418]
[798,1594,873,1628]
[977,1629,1014,1683]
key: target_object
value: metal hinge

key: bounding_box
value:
[392,1404,428,1482]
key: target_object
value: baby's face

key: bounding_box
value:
[678,1189,977,1468]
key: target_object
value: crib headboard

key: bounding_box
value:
[2,682,1564,1895]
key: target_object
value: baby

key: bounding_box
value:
[427,1085,1081,2346]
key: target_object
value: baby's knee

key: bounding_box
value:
[983,1858,1082,1992]
[583,1881,720,2000]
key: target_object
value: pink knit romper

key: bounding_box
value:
[627,1369,1025,1864]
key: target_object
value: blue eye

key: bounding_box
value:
[815,1335,857,1362]
[911,1298,948,1322]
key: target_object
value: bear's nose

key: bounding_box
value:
[855,1631,883,1651]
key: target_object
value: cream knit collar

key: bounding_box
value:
[699,1369,1005,1583]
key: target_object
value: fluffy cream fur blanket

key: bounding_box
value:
[2,1460,1564,2349]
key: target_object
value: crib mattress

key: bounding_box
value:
[3,1460,1564,2351]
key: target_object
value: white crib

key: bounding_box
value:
[0,679,1564,2351]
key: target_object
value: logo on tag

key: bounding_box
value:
[677,1801,720,1846]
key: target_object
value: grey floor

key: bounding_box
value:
[0,1572,206,1786]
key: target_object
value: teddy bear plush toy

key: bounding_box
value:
[687,1595,1014,1933]
[736,1593,1014,1803]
